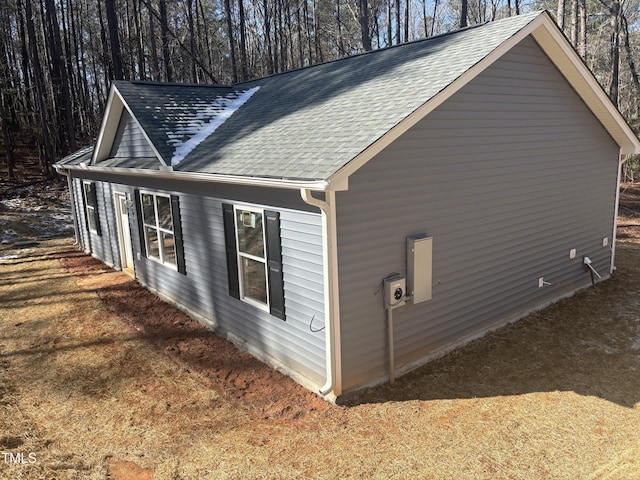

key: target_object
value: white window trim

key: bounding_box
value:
[82,180,99,234]
[233,204,270,312]
[140,190,178,270]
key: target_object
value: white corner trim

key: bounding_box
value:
[611,152,625,274]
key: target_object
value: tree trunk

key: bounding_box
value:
[421,0,428,37]
[24,0,54,176]
[96,0,113,80]
[621,12,640,121]
[578,0,586,58]
[105,0,124,80]
[238,0,249,80]
[395,0,400,43]
[558,0,566,30]
[295,0,304,65]
[404,0,409,42]
[609,0,620,107]
[460,0,468,28]
[224,0,238,82]
[263,0,274,74]
[148,0,160,79]
[132,0,146,79]
[360,0,372,51]
[387,0,392,45]
[16,0,33,123]
[187,0,197,82]
[159,0,173,81]
[313,0,323,62]
[304,0,313,63]
[430,0,438,36]
[0,23,15,179]
[284,0,295,69]
[44,0,76,153]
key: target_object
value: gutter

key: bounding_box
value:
[54,163,329,192]
[300,188,342,399]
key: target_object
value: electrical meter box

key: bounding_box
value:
[384,275,406,308]
[407,234,433,303]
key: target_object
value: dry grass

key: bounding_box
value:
[2,186,640,478]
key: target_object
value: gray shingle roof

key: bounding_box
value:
[58,144,94,165]
[113,12,541,181]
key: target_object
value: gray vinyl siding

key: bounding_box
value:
[71,176,121,269]
[335,36,621,392]
[110,109,156,158]
[129,191,326,385]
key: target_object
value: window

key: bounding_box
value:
[82,181,101,235]
[222,203,285,320]
[235,207,268,307]
[135,190,186,274]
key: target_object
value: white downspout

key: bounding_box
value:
[62,170,80,246]
[611,152,625,274]
[300,188,342,399]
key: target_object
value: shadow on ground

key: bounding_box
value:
[348,241,640,408]
[8,241,639,415]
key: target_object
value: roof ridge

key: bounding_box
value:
[113,12,543,90]
[115,79,235,88]
[234,11,543,87]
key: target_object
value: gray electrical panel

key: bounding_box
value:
[407,234,433,303]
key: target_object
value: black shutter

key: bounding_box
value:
[170,195,186,275]
[84,182,102,236]
[222,203,240,299]
[265,210,285,320]
[81,184,91,234]
[91,184,102,236]
[134,189,146,257]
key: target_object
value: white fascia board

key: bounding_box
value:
[329,12,640,189]
[91,85,121,164]
[91,84,167,167]
[58,164,329,191]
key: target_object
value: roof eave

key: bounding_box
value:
[55,164,330,191]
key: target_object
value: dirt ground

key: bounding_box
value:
[2,182,640,478]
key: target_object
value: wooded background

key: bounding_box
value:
[1,0,639,178]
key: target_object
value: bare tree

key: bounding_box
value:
[461,0,468,28]
[361,0,372,50]
[224,0,239,82]
[609,0,621,106]
[105,0,125,79]
[159,0,173,81]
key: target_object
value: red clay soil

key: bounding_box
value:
[56,249,329,421]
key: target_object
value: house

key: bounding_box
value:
[55,11,640,401]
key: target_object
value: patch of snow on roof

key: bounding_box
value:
[168,87,259,167]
